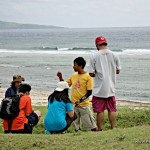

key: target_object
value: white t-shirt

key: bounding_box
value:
[89,49,121,98]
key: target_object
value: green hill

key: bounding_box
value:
[0,21,64,29]
[0,105,149,149]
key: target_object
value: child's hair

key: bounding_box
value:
[74,57,86,68]
[48,89,71,104]
[19,83,31,93]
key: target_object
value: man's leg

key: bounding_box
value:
[80,106,97,131]
[97,112,104,131]
[24,110,41,133]
[34,110,41,120]
[72,107,80,131]
[108,111,115,129]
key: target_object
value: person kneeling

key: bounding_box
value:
[44,81,77,134]
[3,83,41,134]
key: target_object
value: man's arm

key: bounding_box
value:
[75,90,92,106]
[115,54,121,74]
[89,73,95,77]
[67,110,75,118]
[116,69,120,74]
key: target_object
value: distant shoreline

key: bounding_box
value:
[0,20,65,29]
[1,20,150,29]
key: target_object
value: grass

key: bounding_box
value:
[0,106,150,150]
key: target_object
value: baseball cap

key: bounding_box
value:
[55,81,69,92]
[95,36,107,45]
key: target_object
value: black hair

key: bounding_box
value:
[48,88,71,104]
[74,57,86,68]
[19,83,31,93]
[11,82,17,93]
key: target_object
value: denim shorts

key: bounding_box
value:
[24,111,39,133]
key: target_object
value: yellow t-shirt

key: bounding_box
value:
[67,72,93,106]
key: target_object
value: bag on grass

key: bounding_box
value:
[0,95,20,120]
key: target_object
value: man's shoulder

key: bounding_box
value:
[6,87,12,91]
[84,72,91,77]
[70,72,78,77]
[5,86,15,97]
[81,73,93,82]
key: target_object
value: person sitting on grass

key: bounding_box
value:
[3,83,41,134]
[44,81,77,134]
[5,75,25,98]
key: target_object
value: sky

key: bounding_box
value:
[0,0,150,28]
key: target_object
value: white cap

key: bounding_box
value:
[55,81,69,91]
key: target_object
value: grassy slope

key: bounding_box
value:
[0,106,149,150]
[0,126,149,150]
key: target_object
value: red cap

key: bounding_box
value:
[95,36,107,45]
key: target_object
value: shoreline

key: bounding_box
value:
[116,99,150,107]
[0,53,150,103]
[0,88,150,107]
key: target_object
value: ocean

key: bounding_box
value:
[0,27,150,103]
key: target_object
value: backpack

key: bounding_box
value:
[0,95,20,120]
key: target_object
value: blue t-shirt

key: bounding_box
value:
[44,98,73,131]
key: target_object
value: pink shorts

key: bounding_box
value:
[92,96,116,113]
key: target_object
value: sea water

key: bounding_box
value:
[0,27,150,102]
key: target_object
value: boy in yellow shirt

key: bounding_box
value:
[57,57,97,131]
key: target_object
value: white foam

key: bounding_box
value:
[0,49,91,55]
[0,48,150,55]
[0,64,19,68]
[121,49,150,55]
[57,48,69,51]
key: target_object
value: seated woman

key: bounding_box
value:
[44,81,77,134]
[5,75,25,98]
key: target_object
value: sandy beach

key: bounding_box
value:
[0,87,150,108]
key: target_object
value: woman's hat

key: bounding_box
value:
[11,75,25,83]
[55,81,69,91]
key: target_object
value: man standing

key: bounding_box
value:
[89,36,121,131]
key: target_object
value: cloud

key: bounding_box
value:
[0,0,150,27]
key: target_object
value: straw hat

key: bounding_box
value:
[11,75,25,83]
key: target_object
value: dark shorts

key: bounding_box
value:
[5,111,39,134]
[92,96,116,113]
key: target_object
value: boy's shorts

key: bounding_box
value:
[73,106,97,131]
[92,96,116,113]
[24,111,39,133]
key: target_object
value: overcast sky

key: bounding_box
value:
[0,0,150,28]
